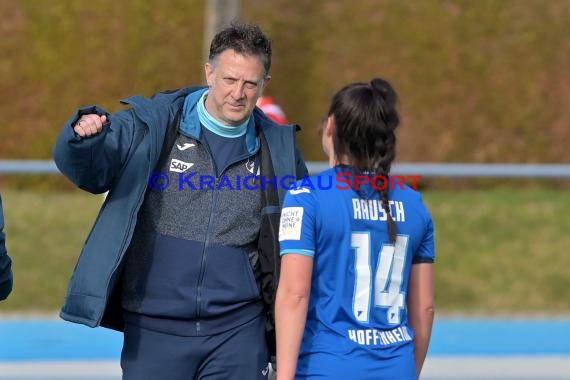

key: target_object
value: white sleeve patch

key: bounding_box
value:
[279,207,304,241]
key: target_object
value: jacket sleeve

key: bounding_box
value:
[291,124,308,180]
[0,195,13,301]
[294,145,309,180]
[53,105,137,194]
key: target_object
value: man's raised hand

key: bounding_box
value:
[74,114,107,137]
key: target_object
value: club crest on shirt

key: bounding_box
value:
[245,157,260,175]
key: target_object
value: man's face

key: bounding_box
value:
[204,49,269,126]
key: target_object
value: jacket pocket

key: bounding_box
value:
[200,245,261,317]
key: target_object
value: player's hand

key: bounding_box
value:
[74,114,107,138]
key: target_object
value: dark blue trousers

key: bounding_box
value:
[121,316,269,380]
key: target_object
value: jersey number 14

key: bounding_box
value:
[351,233,409,325]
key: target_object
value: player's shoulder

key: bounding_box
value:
[291,168,335,191]
[284,168,337,207]
[390,181,422,200]
[390,183,432,217]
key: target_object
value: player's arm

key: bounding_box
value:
[407,262,435,377]
[275,253,313,380]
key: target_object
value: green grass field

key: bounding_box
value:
[0,188,568,314]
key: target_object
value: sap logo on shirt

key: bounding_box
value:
[169,159,194,173]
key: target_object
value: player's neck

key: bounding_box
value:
[331,154,350,167]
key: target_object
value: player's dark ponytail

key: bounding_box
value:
[370,78,399,243]
[328,77,400,242]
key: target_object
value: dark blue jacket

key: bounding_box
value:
[53,87,307,348]
[0,194,13,301]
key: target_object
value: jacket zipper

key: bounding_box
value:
[195,175,219,333]
[193,138,260,333]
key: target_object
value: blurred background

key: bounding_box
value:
[0,0,569,379]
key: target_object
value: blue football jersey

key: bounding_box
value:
[279,167,435,380]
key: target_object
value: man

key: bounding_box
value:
[54,23,307,380]
[0,194,13,301]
